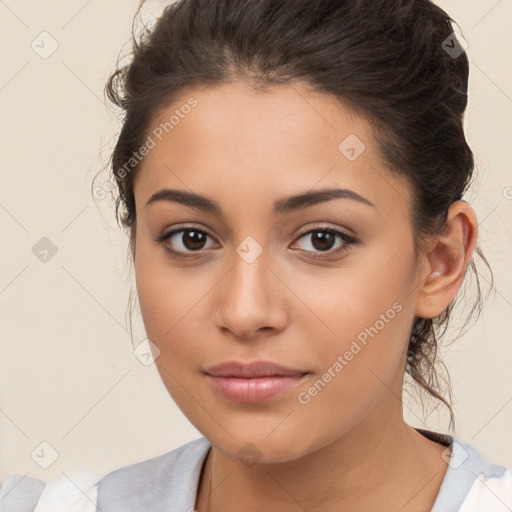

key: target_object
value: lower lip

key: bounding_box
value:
[205,374,308,403]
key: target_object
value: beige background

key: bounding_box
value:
[0,0,511,484]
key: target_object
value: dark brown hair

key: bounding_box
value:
[96,0,494,432]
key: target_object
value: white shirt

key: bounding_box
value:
[2,429,511,512]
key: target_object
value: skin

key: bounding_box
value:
[131,81,478,512]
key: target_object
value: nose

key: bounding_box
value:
[214,245,288,340]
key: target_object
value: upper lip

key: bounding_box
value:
[204,360,308,378]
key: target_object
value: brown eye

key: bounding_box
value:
[156,226,217,258]
[292,226,357,259]
[179,230,208,250]
[309,231,336,251]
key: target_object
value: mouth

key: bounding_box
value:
[203,360,310,403]
[204,360,308,378]
[204,374,309,403]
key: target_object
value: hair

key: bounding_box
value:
[96,0,495,433]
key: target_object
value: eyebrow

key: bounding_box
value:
[144,187,375,215]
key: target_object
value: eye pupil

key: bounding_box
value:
[311,231,335,251]
[183,230,207,250]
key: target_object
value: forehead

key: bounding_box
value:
[134,81,412,221]
[144,81,373,165]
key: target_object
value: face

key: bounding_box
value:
[132,81,428,463]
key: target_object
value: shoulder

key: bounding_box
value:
[432,436,512,512]
[0,475,46,510]
[96,436,211,510]
[455,438,512,512]
[98,436,210,490]
[0,472,97,512]
[0,437,211,512]
[460,467,512,512]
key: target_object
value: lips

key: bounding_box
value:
[204,360,307,378]
[203,360,309,403]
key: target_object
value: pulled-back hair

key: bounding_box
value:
[97,0,494,432]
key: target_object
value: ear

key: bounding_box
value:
[415,201,478,319]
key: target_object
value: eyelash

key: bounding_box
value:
[155,224,357,261]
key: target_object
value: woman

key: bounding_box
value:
[1,0,511,510]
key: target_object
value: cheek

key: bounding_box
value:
[286,246,415,401]
[286,247,414,348]
[134,245,197,358]
[134,246,230,394]
[290,278,411,446]
[134,258,207,411]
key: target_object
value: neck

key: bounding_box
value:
[195,399,449,512]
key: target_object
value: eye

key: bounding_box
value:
[291,225,357,259]
[155,223,357,260]
[155,225,217,259]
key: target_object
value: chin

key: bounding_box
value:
[201,422,317,465]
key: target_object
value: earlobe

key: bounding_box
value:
[414,201,478,319]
